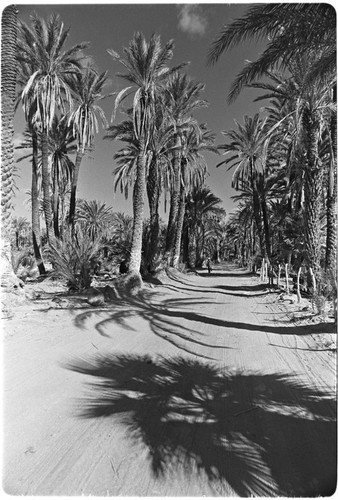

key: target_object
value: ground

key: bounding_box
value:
[2,263,337,497]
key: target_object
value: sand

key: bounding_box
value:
[2,263,336,496]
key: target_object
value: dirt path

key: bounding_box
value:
[3,263,336,496]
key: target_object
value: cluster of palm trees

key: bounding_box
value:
[105,33,222,274]
[209,3,336,293]
[2,10,224,283]
[1,5,335,295]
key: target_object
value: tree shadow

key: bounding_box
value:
[198,271,257,279]
[73,290,336,362]
[65,354,336,497]
[73,290,232,360]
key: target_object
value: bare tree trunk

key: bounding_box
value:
[31,130,46,274]
[285,262,290,294]
[68,147,84,227]
[1,5,20,288]
[173,184,186,268]
[165,136,181,262]
[146,158,160,271]
[297,267,302,303]
[41,130,53,242]
[129,145,147,275]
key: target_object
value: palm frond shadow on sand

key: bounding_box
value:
[65,354,336,497]
[73,289,233,360]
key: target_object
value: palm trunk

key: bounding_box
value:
[1,5,19,287]
[41,130,53,242]
[297,266,302,303]
[325,111,337,271]
[250,166,265,259]
[52,165,60,239]
[68,147,84,227]
[182,224,190,266]
[173,183,186,268]
[31,130,46,274]
[285,262,290,294]
[165,135,181,260]
[129,144,147,274]
[260,193,271,261]
[146,158,160,271]
[303,112,322,274]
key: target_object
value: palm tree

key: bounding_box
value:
[1,5,19,286]
[107,105,175,272]
[173,123,217,267]
[48,117,76,238]
[111,212,133,263]
[184,186,225,267]
[218,114,269,260]
[163,72,208,262]
[108,32,181,275]
[17,13,88,242]
[67,67,108,227]
[76,200,114,242]
[208,3,336,103]
[251,57,335,281]
[13,217,30,249]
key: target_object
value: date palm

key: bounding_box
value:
[15,123,46,274]
[184,186,224,267]
[17,12,88,242]
[48,117,76,238]
[163,72,208,261]
[76,200,114,242]
[67,67,108,227]
[108,32,181,274]
[208,3,336,103]
[1,5,18,286]
[251,57,335,277]
[106,107,175,271]
[173,123,217,267]
[218,114,269,259]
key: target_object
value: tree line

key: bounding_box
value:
[208,3,336,303]
[1,4,336,302]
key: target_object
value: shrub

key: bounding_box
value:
[45,228,103,291]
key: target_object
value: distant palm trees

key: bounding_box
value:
[211,4,336,294]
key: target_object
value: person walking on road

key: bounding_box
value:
[207,257,212,274]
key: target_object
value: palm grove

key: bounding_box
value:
[1,5,336,310]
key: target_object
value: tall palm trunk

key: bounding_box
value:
[129,144,147,274]
[31,130,46,274]
[1,5,18,286]
[182,223,190,266]
[146,158,160,271]
[165,136,181,261]
[303,111,322,274]
[260,192,271,261]
[325,111,337,271]
[173,182,186,268]
[68,147,84,227]
[41,130,53,242]
[52,167,60,239]
[250,166,265,258]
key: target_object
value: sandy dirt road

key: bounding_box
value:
[3,263,336,496]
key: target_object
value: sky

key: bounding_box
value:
[13,1,268,222]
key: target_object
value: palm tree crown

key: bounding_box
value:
[208,4,336,103]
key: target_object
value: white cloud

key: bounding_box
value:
[177,5,207,37]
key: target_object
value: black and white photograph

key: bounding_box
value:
[1,1,337,496]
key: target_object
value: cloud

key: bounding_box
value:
[177,5,207,37]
